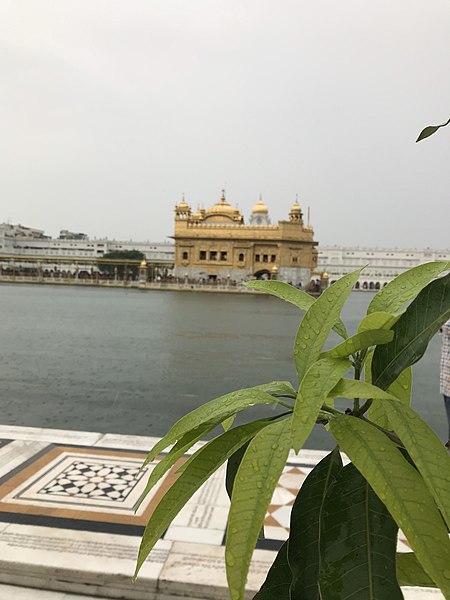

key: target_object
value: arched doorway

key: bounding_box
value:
[375,282,380,290]
[254,269,272,280]
[355,281,360,290]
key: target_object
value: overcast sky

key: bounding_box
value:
[1,1,449,248]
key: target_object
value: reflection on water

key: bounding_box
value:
[0,284,445,449]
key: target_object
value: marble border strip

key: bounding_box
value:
[0,426,103,446]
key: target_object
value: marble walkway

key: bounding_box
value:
[0,425,443,599]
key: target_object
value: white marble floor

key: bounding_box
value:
[0,425,443,600]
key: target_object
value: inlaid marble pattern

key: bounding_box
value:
[0,445,181,529]
[35,457,144,503]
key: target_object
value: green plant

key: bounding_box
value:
[416,117,450,142]
[134,262,450,600]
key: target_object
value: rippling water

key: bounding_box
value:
[0,283,445,449]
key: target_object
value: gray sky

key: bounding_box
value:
[1,0,449,248]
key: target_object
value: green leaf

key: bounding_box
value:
[288,448,343,600]
[377,400,450,529]
[367,261,449,315]
[319,463,403,600]
[134,418,270,579]
[245,280,348,339]
[226,418,291,600]
[252,380,297,398]
[294,268,363,382]
[245,279,316,310]
[330,414,450,595]
[222,415,235,431]
[252,541,290,600]
[387,367,412,405]
[357,311,398,333]
[291,358,350,453]
[372,273,450,390]
[226,442,251,501]
[327,378,399,402]
[416,118,450,142]
[396,553,437,588]
[141,387,287,468]
[226,441,266,542]
[320,329,393,359]
[368,367,412,428]
[136,423,212,511]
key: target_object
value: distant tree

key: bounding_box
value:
[99,250,145,278]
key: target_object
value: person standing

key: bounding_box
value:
[440,319,450,448]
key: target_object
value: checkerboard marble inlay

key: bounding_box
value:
[0,445,182,529]
[36,457,144,502]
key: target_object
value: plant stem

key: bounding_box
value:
[321,403,343,416]
[356,398,373,416]
[361,416,404,448]
[353,357,362,413]
[276,399,295,410]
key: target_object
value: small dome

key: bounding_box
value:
[252,196,269,214]
[140,259,147,268]
[290,199,301,213]
[175,194,190,211]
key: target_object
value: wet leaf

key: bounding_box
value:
[252,541,290,600]
[245,280,348,339]
[320,329,393,359]
[291,358,350,452]
[330,414,450,595]
[288,448,343,599]
[368,367,412,428]
[319,463,402,600]
[327,378,398,402]
[357,311,398,333]
[294,268,363,383]
[136,423,211,510]
[141,386,288,468]
[134,418,270,579]
[226,418,291,600]
[378,400,450,529]
[372,273,450,390]
[396,553,437,588]
[367,262,449,315]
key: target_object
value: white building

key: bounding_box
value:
[0,223,174,272]
[2,223,448,288]
[317,246,450,290]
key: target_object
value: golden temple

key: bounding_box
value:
[173,191,318,286]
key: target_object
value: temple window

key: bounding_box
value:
[182,251,189,260]
[220,251,228,261]
[255,255,260,262]
[271,255,276,263]
[292,256,298,263]
[199,250,206,260]
[238,253,244,262]
[263,254,268,263]
[210,251,217,261]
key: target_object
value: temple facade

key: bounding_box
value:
[173,191,318,286]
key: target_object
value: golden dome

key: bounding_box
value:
[140,259,147,268]
[251,196,269,214]
[290,199,301,213]
[207,190,236,215]
[175,194,190,211]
